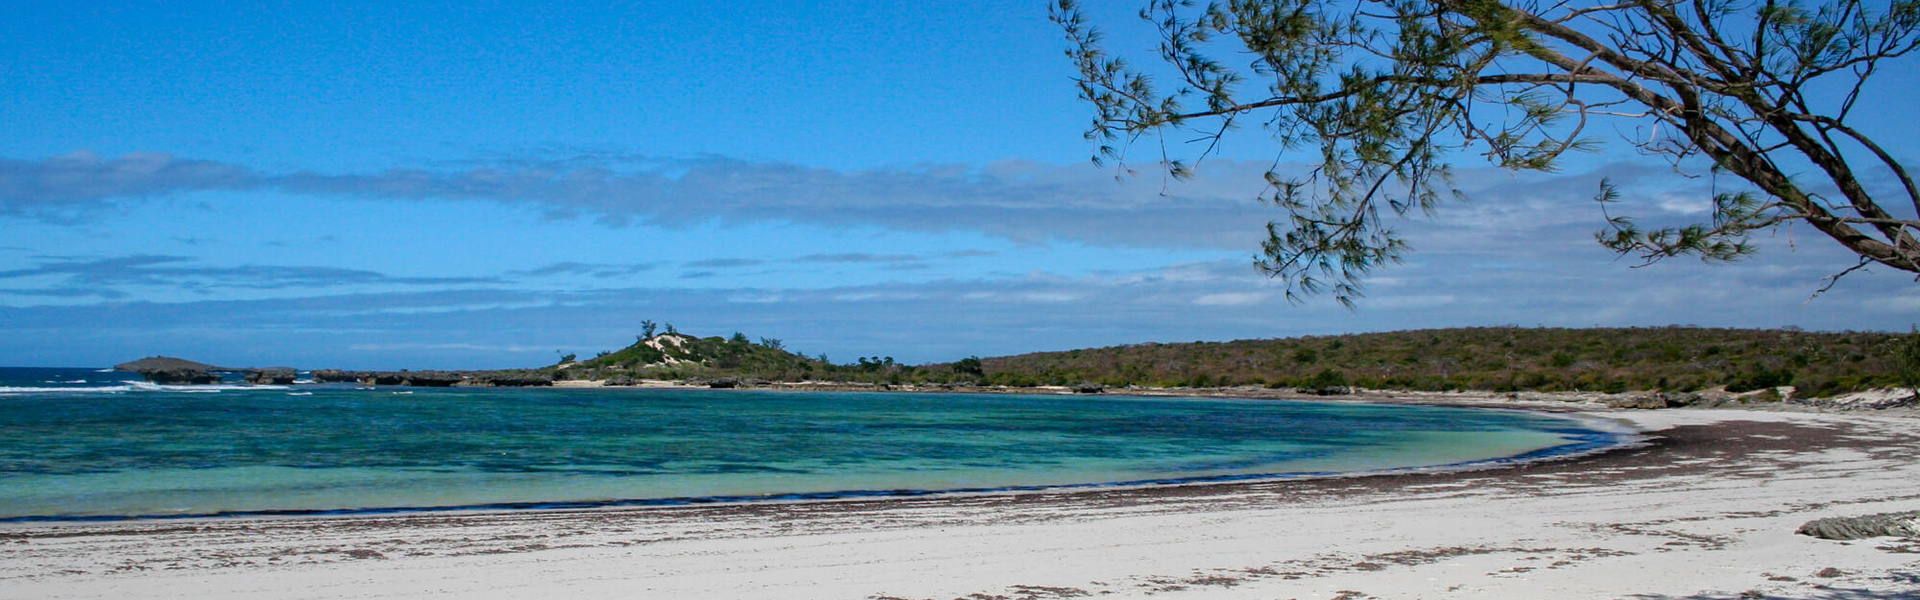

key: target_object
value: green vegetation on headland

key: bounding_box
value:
[556,326,1916,402]
[969,327,1916,397]
[558,331,870,385]
[123,326,1919,403]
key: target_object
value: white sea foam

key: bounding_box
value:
[158,384,290,392]
[0,382,290,394]
[0,385,140,394]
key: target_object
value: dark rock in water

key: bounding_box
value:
[1072,382,1105,394]
[313,369,553,387]
[398,371,462,387]
[462,371,554,387]
[1796,511,1920,540]
[245,368,298,385]
[707,377,740,389]
[350,370,459,387]
[311,369,363,383]
[139,367,221,385]
[362,372,408,386]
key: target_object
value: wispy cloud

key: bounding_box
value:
[793,253,922,264]
[0,152,1281,250]
[510,261,656,279]
[0,254,497,299]
[8,150,1797,265]
[5,149,1910,368]
[683,258,767,269]
[7,247,1914,369]
[0,152,259,218]
[11,151,1850,278]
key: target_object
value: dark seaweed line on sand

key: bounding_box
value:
[0,430,1627,523]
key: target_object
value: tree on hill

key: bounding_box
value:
[954,356,986,379]
[1052,0,1920,305]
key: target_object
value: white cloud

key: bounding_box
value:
[1368,294,1458,310]
[1655,193,1712,215]
[5,243,1915,369]
[1193,292,1270,306]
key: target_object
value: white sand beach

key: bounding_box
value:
[4,404,1918,599]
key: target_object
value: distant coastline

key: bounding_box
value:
[108,325,1920,412]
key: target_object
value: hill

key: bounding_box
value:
[963,327,1914,397]
[548,326,1913,399]
[559,332,831,383]
[113,356,228,372]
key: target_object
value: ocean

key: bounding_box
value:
[0,367,1621,521]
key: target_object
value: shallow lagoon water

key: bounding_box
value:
[0,368,1618,521]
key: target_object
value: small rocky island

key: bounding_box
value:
[113,356,234,385]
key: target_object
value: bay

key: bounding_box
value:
[0,367,1619,521]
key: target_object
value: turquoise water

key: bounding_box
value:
[0,367,1617,521]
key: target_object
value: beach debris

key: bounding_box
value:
[1796,511,1920,540]
[1606,394,1671,409]
[1788,389,1919,411]
[1605,392,1716,409]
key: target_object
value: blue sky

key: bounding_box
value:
[3,1,1918,369]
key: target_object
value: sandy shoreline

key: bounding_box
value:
[4,403,1918,598]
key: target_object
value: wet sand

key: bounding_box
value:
[4,406,1918,599]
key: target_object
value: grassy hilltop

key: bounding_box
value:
[554,326,1915,398]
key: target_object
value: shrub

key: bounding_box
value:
[1726,369,1794,393]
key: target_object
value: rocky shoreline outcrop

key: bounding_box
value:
[243,368,298,385]
[310,369,553,387]
[137,367,224,385]
[110,355,557,388]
